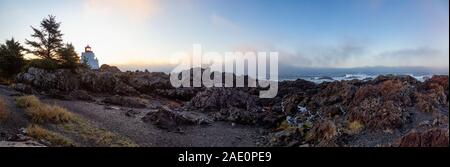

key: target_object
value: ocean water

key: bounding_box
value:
[278,66,448,83]
[279,73,434,84]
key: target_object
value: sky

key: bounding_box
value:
[0,0,449,71]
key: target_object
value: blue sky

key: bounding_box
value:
[0,0,448,69]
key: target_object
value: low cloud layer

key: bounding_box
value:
[279,44,449,68]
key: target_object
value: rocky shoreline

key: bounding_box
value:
[1,65,448,147]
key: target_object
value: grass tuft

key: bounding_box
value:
[61,121,138,147]
[26,104,77,124]
[16,95,136,147]
[0,97,10,121]
[16,95,77,124]
[15,95,40,108]
[347,121,364,135]
[26,124,75,147]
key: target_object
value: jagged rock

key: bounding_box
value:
[265,127,304,147]
[126,72,171,92]
[313,81,357,106]
[142,107,212,130]
[103,95,147,108]
[99,64,121,73]
[15,67,80,92]
[281,93,305,116]
[14,66,204,100]
[213,107,262,125]
[188,88,260,112]
[156,88,202,101]
[396,128,449,147]
[414,75,449,113]
[80,71,139,96]
[306,120,337,146]
[265,75,449,146]
[349,99,411,130]
[10,83,35,94]
[187,88,263,124]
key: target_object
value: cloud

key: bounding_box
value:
[84,0,160,22]
[377,47,441,58]
[374,47,449,67]
[210,13,240,32]
[278,39,367,68]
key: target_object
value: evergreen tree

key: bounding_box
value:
[25,15,63,60]
[0,38,25,77]
[57,43,80,69]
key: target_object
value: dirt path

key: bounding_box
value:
[44,99,262,147]
[0,85,29,140]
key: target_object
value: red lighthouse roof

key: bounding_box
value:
[85,45,92,52]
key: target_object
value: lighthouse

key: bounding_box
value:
[81,45,100,69]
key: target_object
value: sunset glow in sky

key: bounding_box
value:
[1,0,449,70]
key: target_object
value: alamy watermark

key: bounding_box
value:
[169,44,278,98]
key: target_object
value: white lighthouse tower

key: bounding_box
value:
[81,45,99,69]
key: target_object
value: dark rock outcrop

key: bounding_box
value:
[187,88,263,124]
[266,75,449,147]
[396,128,449,147]
[99,64,121,73]
[15,66,200,100]
[142,107,212,131]
[15,67,80,92]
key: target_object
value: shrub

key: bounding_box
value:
[25,58,59,71]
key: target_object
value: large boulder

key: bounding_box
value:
[142,107,212,131]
